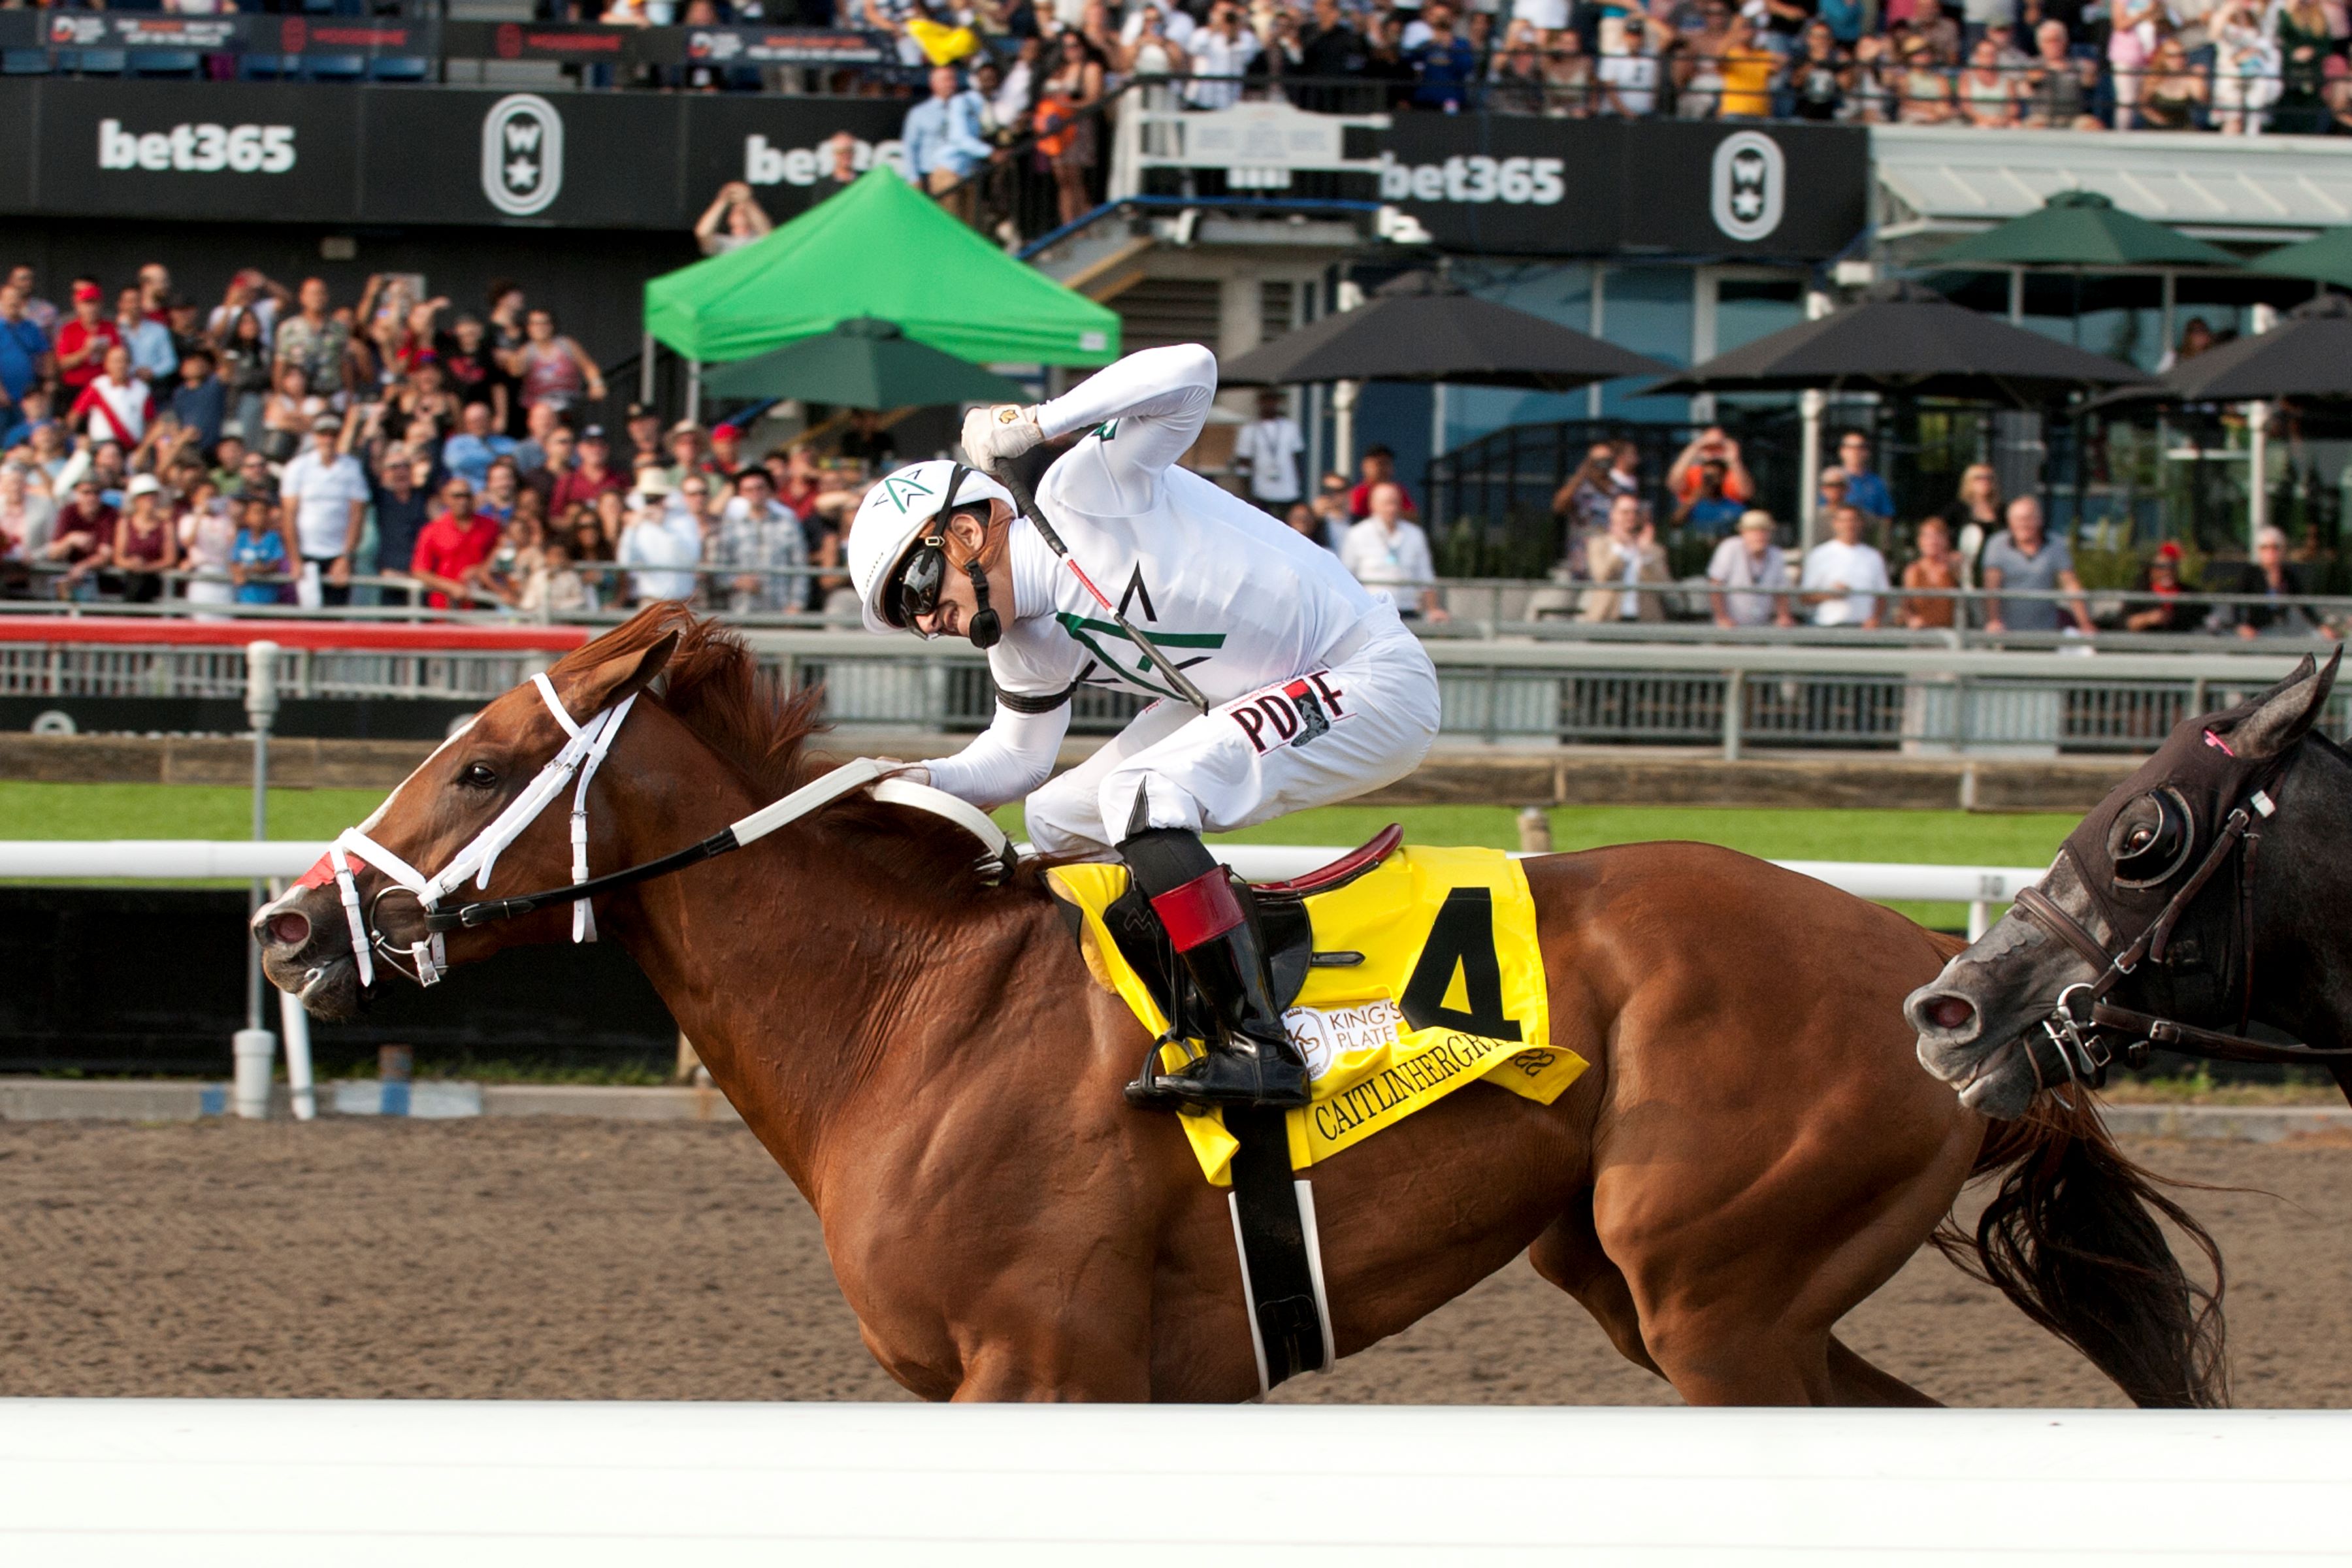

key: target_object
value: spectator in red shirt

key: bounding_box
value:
[549,426,625,515]
[40,476,117,596]
[408,476,503,610]
[1346,445,1416,521]
[54,282,121,397]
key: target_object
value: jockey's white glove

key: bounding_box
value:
[961,404,1043,477]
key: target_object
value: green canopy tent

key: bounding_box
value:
[1923,189,2243,344]
[644,167,1120,384]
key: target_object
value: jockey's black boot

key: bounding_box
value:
[1119,826,1312,1113]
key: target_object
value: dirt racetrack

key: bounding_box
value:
[4,1119,2349,1407]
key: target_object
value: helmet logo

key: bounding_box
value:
[881,473,934,512]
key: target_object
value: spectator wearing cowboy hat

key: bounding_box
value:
[617,468,702,606]
[1708,510,1795,628]
[664,421,719,490]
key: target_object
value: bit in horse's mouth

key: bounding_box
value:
[1954,1034,2022,1094]
[296,957,357,1010]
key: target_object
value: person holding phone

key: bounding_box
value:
[1667,426,1753,508]
[694,182,775,257]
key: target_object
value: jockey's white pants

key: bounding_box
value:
[1024,609,1441,858]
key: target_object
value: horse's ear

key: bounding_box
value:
[553,630,679,723]
[2232,646,2340,760]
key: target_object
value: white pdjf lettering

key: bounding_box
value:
[99,118,295,174]
[1378,152,1564,206]
[1227,669,1350,757]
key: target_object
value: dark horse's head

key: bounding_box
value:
[1907,650,2345,1119]
[255,615,683,1020]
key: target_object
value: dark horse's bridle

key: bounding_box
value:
[2009,727,2352,1092]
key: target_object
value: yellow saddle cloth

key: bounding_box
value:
[1048,845,1587,1186]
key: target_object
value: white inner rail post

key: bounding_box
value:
[240,642,314,1121]
[233,642,279,1120]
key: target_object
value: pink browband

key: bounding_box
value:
[2202,729,2236,758]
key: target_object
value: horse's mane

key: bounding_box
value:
[553,605,1037,904]
[555,603,826,798]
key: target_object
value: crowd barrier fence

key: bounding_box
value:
[0,615,2336,754]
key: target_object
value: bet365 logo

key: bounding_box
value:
[99,118,295,174]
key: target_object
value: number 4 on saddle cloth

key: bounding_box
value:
[1047,833,1586,1187]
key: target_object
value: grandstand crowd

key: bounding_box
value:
[587,0,2352,135]
[0,255,2320,637]
[10,0,2349,135]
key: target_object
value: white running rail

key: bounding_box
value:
[0,1400,2344,1562]
[0,840,2046,938]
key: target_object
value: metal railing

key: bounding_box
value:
[18,566,2352,634]
[8,619,2334,756]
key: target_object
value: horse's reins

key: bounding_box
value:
[2008,730,2352,1088]
[295,674,1015,992]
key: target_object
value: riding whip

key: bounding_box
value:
[996,463,1213,714]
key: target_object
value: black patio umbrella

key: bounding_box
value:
[2137,293,2352,402]
[1218,271,1671,393]
[1644,281,2145,406]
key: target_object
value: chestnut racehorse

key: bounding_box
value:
[257,607,2225,1405]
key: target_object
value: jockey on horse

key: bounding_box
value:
[845,344,1441,1113]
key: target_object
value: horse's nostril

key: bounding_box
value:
[1928,996,1975,1032]
[269,911,312,948]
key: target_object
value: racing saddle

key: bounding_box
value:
[1083,825,1404,1046]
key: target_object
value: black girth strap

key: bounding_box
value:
[1224,1107,1331,1394]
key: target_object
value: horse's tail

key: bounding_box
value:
[1933,1096,2228,1409]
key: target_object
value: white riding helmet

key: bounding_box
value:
[847,458,1015,636]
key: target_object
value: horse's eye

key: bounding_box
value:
[458,762,500,790]
[2112,790,2193,887]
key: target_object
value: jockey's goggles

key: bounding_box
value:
[884,461,980,632]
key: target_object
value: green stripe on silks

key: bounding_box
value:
[1054,612,1224,705]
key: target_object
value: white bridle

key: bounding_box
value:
[281,668,1020,994]
[295,673,634,989]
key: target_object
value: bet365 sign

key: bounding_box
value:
[98,116,296,174]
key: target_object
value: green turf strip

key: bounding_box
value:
[0,782,2073,927]
[0,781,387,842]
